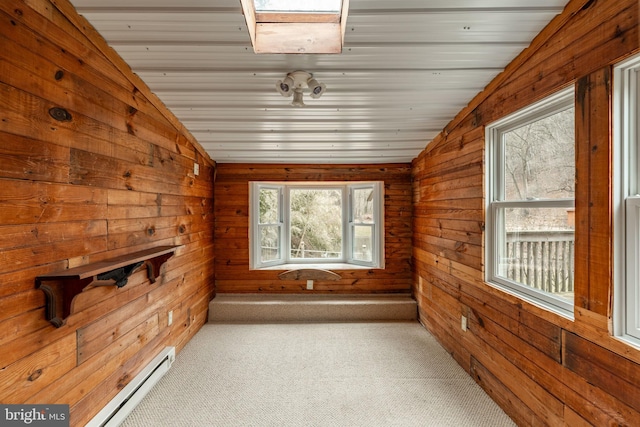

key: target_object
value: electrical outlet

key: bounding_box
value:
[306,280,313,290]
[193,163,200,176]
[168,310,173,326]
[461,315,467,332]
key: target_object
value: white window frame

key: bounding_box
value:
[249,181,384,269]
[251,183,284,268]
[485,87,575,318]
[613,54,640,346]
[347,183,383,266]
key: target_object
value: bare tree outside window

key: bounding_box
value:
[504,107,575,229]
[258,188,280,262]
[351,187,375,262]
[289,188,342,259]
[259,188,279,223]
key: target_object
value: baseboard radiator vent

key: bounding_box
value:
[86,346,176,427]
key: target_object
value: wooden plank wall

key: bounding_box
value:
[412,0,640,425]
[0,1,215,425]
[215,163,412,293]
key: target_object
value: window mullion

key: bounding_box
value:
[633,69,640,195]
[343,185,349,263]
[283,186,290,263]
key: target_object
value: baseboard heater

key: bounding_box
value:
[86,346,176,427]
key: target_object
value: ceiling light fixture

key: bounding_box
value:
[276,70,326,107]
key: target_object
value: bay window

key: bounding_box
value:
[250,181,384,269]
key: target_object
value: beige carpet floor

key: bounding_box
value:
[121,322,515,427]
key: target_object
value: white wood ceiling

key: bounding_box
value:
[69,0,569,164]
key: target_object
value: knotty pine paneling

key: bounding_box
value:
[0,1,215,425]
[215,163,412,294]
[412,0,640,425]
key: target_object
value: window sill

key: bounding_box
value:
[613,334,640,352]
[485,278,574,321]
[258,263,374,271]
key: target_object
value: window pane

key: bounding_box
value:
[352,225,373,262]
[259,188,279,224]
[254,0,342,12]
[498,207,574,302]
[260,225,280,262]
[289,188,342,259]
[353,187,374,224]
[504,107,575,200]
[626,197,640,338]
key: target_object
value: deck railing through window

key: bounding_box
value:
[505,231,574,294]
[260,247,342,259]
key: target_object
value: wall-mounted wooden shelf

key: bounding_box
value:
[36,246,179,328]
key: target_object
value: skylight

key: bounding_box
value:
[254,0,342,13]
[240,0,349,54]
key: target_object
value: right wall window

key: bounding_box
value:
[614,54,640,344]
[486,87,575,317]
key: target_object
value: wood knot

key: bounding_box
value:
[146,227,156,236]
[117,374,130,390]
[454,242,467,253]
[54,70,64,81]
[178,224,186,234]
[28,369,43,381]
[48,107,72,122]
